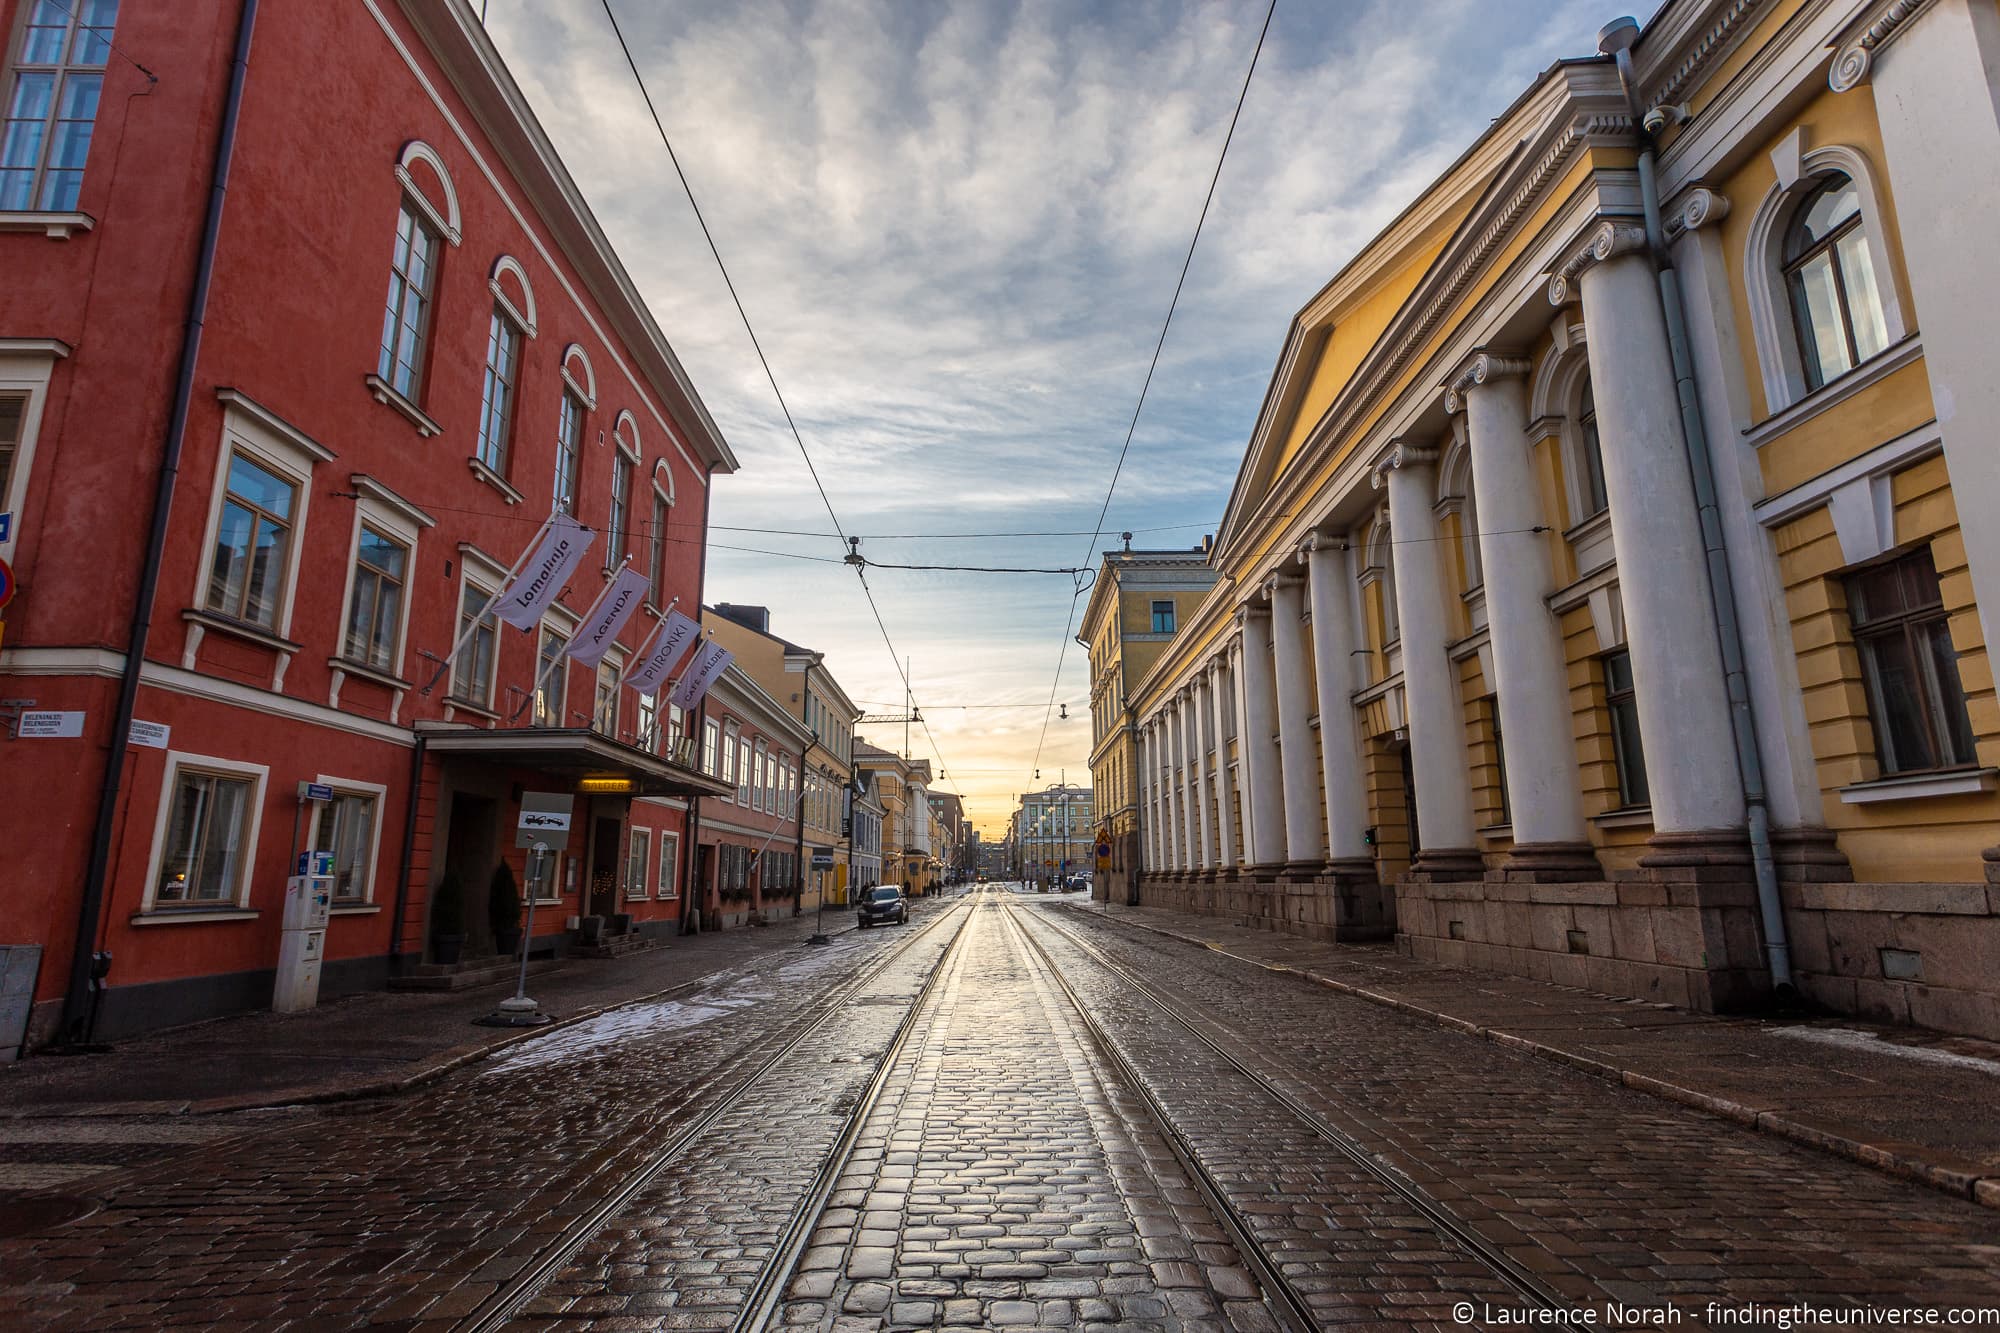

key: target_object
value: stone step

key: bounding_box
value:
[570,933,657,960]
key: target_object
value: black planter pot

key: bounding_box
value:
[578,915,606,945]
[494,927,523,958]
[611,912,633,936]
[432,933,466,966]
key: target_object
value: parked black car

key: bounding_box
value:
[856,885,908,928]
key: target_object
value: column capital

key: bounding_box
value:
[1830,0,1939,92]
[1666,186,1730,236]
[1234,602,1270,629]
[1369,439,1440,490]
[1261,571,1303,602]
[1547,218,1649,306]
[1442,350,1533,413]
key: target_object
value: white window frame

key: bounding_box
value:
[1745,141,1909,415]
[626,826,652,901]
[192,392,334,641]
[535,611,576,729]
[658,830,680,899]
[594,653,621,737]
[305,774,388,908]
[336,475,433,681]
[609,411,639,567]
[0,339,65,565]
[560,342,597,410]
[450,556,502,715]
[140,749,269,915]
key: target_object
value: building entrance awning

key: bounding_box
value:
[416,724,736,799]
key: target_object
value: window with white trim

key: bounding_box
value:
[452,578,499,709]
[751,745,767,813]
[1847,547,1978,776]
[610,449,633,565]
[377,202,441,401]
[1783,173,1891,392]
[206,452,297,630]
[704,718,720,776]
[658,831,680,898]
[310,787,381,905]
[342,525,406,672]
[0,393,23,520]
[146,753,263,911]
[553,387,584,514]
[737,736,752,805]
[649,487,669,600]
[627,827,651,900]
[535,625,569,728]
[637,692,658,754]
[1,0,116,212]
[476,306,521,474]
[1575,378,1608,520]
[594,659,618,736]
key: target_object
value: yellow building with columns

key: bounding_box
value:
[1078,544,1218,904]
[1119,0,2000,1038]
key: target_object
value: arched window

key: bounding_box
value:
[1576,378,1608,519]
[376,143,460,405]
[1783,172,1890,391]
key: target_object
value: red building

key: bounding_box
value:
[0,0,737,1050]
[687,663,812,931]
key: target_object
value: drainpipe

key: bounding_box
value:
[1601,18,1794,996]
[62,0,261,1044]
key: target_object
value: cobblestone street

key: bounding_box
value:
[2,890,1997,1332]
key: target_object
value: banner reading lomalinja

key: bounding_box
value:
[493,513,595,631]
[624,610,701,697]
[670,640,733,711]
[567,566,650,668]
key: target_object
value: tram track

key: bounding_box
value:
[1008,898,1595,1333]
[455,891,983,1333]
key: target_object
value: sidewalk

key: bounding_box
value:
[1070,899,2000,1210]
[0,902,881,1117]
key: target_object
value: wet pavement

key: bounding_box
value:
[0,888,1996,1331]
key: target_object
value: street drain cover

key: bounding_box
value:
[0,1194,101,1240]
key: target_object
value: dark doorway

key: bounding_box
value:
[588,815,621,919]
[441,792,499,957]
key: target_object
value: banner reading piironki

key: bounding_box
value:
[624,609,701,697]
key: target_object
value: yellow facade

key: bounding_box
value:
[1108,0,2000,1037]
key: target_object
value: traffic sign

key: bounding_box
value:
[0,556,14,611]
[811,850,835,871]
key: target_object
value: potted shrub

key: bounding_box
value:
[431,872,467,966]
[490,862,523,958]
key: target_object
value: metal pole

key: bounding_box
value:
[478,843,552,1027]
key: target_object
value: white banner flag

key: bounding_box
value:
[492,513,595,631]
[671,641,733,711]
[624,610,701,697]
[567,566,650,668]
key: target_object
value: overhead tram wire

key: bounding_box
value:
[1027,0,1279,783]
[599,0,961,792]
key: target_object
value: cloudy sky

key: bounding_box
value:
[485,0,1619,833]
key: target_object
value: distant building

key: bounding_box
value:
[1012,784,1094,886]
[1077,546,1218,903]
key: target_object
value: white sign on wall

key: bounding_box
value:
[18,711,84,739]
[129,720,171,749]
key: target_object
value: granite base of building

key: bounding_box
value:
[1139,865,1394,942]
[1781,879,2000,1041]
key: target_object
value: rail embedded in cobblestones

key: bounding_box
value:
[455,895,980,1333]
[999,901,1321,1333]
[1012,900,1595,1333]
[731,891,988,1333]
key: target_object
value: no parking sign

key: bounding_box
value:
[0,556,14,612]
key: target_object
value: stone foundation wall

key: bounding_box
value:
[1137,873,1394,943]
[1783,881,2000,1040]
[1393,874,1771,1013]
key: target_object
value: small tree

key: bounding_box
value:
[489,861,521,938]
[431,872,466,938]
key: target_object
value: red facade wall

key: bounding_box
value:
[0,1,724,1042]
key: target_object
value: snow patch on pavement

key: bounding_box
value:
[1767,1025,2000,1078]
[481,993,758,1076]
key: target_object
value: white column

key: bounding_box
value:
[1190,674,1214,871]
[1554,225,1744,837]
[1302,535,1371,865]
[1175,690,1198,870]
[1137,725,1154,873]
[1267,575,1323,869]
[1450,353,1592,857]
[1858,0,2000,652]
[1209,656,1239,871]
[1373,442,1479,865]
[1169,702,1189,871]
[1236,606,1286,867]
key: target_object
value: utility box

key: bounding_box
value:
[274,874,332,1012]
